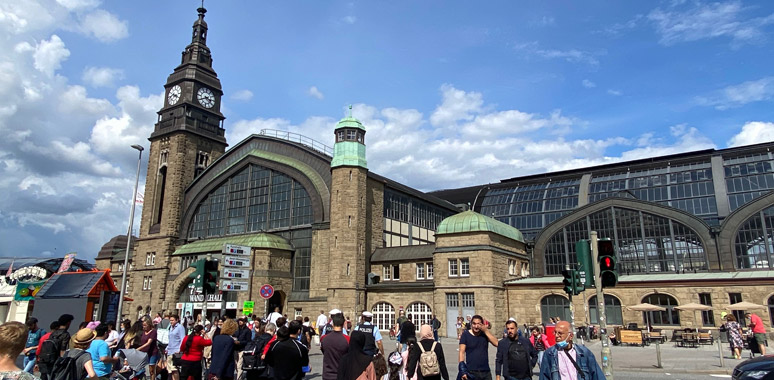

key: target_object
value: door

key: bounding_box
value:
[446,293,459,338]
[461,293,475,324]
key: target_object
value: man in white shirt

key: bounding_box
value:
[268,307,283,326]
[315,310,328,344]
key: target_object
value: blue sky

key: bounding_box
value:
[1,0,774,260]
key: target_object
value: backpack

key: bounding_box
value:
[38,337,61,365]
[418,341,440,376]
[51,349,89,380]
[157,324,170,347]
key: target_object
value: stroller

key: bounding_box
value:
[111,349,149,380]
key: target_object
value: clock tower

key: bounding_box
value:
[127,6,228,316]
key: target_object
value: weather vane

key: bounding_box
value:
[348,104,353,118]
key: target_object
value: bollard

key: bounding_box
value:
[717,334,725,367]
[655,341,662,368]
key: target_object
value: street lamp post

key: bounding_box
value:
[117,144,144,326]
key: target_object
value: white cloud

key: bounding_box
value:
[728,121,774,147]
[696,77,774,110]
[89,86,162,156]
[582,79,596,88]
[58,85,114,115]
[515,42,601,66]
[307,86,324,100]
[33,34,70,76]
[79,10,129,43]
[648,1,774,46]
[82,66,124,88]
[607,89,622,96]
[342,16,357,24]
[230,89,253,102]
[55,0,100,10]
[430,84,483,126]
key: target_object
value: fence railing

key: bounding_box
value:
[258,129,334,156]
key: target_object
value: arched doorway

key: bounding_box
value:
[588,295,623,326]
[267,291,284,316]
[541,295,570,324]
[371,302,395,331]
[642,294,680,326]
[407,302,432,329]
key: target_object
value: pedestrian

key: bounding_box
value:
[316,310,328,339]
[210,319,238,380]
[459,315,498,380]
[354,311,385,356]
[36,321,60,380]
[244,323,274,380]
[88,323,119,380]
[137,317,159,380]
[538,321,605,380]
[22,318,44,374]
[430,315,441,342]
[300,317,313,346]
[63,328,99,380]
[400,314,416,352]
[104,322,120,351]
[402,337,418,380]
[746,312,767,356]
[154,313,163,327]
[724,314,744,360]
[529,327,549,368]
[336,331,376,380]
[52,314,75,356]
[321,309,347,339]
[321,314,349,380]
[264,326,309,380]
[407,325,449,380]
[180,325,212,380]
[495,319,536,380]
[166,314,186,380]
[233,316,252,379]
[0,321,41,380]
[456,317,463,340]
[396,310,408,342]
[267,307,283,326]
[464,315,472,331]
[123,321,144,349]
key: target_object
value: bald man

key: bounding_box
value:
[538,321,605,380]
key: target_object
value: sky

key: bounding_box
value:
[2,0,774,261]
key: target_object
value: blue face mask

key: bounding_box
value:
[556,338,569,349]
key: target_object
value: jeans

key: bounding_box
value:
[506,376,532,380]
[23,355,36,373]
[433,330,439,342]
[536,351,544,367]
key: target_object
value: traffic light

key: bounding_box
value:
[598,239,618,288]
[572,270,584,295]
[188,259,205,289]
[203,260,219,294]
[575,240,594,287]
[562,269,574,295]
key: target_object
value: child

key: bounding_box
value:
[401,337,417,380]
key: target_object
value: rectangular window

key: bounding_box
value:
[508,259,516,275]
[427,263,434,279]
[416,263,425,280]
[449,259,458,277]
[460,258,470,276]
[699,293,715,326]
[151,253,156,266]
[383,265,391,281]
[142,277,147,290]
[145,253,151,266]
[729,293,744,323]
[392,264,400,281]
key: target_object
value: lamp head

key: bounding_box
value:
[131,144,144,151]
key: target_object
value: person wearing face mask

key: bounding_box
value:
[538,321,604,380]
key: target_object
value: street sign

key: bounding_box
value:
[223,267,250,279]
[221,279,249,292]
[223,255,251,268]
[259,284,274,299]
[223,244,251,256]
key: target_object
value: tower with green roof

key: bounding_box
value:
[331,105,367,169]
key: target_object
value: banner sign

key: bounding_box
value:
[14,280,45,301]
[57,253,77,273]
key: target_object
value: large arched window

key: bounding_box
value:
[372,302,395,331]
[642,294,680,326]
[540,295,570,324]
[588,295,623,326]
[407,302,432,329]
[734,205,774,269]
[543,206,707,275]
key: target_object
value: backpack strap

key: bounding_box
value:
[430,341,437,351]
[561,348,586,380]
[418,342,426,352]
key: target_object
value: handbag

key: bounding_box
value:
[172,352,183,367]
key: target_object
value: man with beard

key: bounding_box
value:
[496,319,537,380]
[459,315,498,380]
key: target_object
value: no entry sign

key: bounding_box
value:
[259,284,274,299]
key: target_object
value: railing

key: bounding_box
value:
[258,129,334,157]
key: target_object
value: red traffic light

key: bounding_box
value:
[601,257,613,270]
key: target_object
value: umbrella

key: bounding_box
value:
[675,303,712,332]
[627,303,666,332]
[728,301,766,311]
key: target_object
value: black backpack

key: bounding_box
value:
[242,334,271,372]
[51,350,89,380]
[38,337,61,365]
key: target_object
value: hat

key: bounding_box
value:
[362,311,373,317]
[508,317,516,322]
[73,328,97,345]
[388,351,403,365]
[329,309,342,315]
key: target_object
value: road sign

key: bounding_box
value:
[223,244,251,256]
[220,279,249,292]
[223,255,251,268]
[223,267,250,279]
[259,284,274,299]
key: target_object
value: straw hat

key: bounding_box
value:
[73,328,97,345]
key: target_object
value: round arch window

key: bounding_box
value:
[588,295,623,326]
[540,295,570,324]
[371,302,395,331]
[406,302,432,329]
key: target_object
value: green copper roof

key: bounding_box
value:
[173,233,293,256]
[335,116,366,131]
[331,141,367,169]
[436,210,525,243]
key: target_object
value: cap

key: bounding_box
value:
[362,311,373,317]
[330,309,342,315]
[508,317,516,322]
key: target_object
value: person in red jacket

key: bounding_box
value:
[179,325,212,380]
[529,326,550,368]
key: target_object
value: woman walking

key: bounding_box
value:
[138,317,159,380]
[407,325,448,380]
[210,319,237,380]
[336,331,376,380]
[180,325,212,380]
[724,314,744,359]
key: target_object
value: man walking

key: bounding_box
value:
[747,312,767,355]
[354,311,384,356]
[539,321,605,380]
[268,307,283,326]
[399,314,416,352]
[321,314,349,380]
[460,315,498,380]
[431,314,442,342]
[234,316,253,379]
[316,310,328,339]
[166,314,185,380]
[89,324,119,380]
[496,319,537,380]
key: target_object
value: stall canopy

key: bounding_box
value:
[36,270,117,299]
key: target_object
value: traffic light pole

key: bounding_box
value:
[202,253,212,326]
[565,264,577,338]
[591,231,614,379]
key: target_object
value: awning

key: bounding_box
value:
[173,233,293,255]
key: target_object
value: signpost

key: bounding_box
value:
[220,280,249,291]
[223,255,251,268]
[591,231,614,379]
[224,244,251,256]
[260,284,274,317]
[223,267,250,279]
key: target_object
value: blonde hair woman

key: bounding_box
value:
[210,319,238,380]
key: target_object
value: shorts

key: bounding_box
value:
[149,354,159,365]
[166,354,178,372]
[754,333,767,345]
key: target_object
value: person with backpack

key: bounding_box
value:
[53,328,98,380]
[51,315,75,357]
[0,321,40,380]
[407,325,448,380]
[243,322,274,380]
[495,319,536,380]
[36,321,61,380]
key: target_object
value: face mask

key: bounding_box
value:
[556,336,569,349]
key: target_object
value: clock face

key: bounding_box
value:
[167,85,181,105]
[197,87,215,108]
